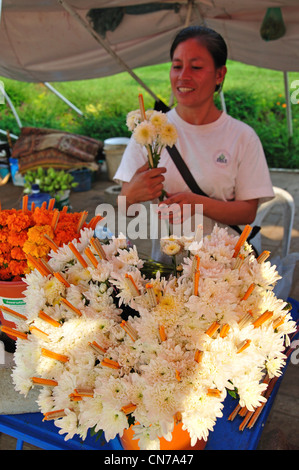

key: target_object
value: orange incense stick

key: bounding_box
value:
[22,195,28,212]
[194,349,203,363]
[53,272,70,288]
[41,348,69,363]
[60,298,82,317]
[253,310,273,328]
[0,305,27,321]
[84,247,98,268]
[43,234,59,253]
[31,377,58,387]
[43,409,66,421]
[205,321,220,337]
[121,404,137,415]
[51,209,60,230]
[241,283,255,301]
[77,211,88,233]
[48,198,56,211]
[38,310,61,328]
[90,237,107,260]
[0,325,28,340]
[233,225,252,258]
[68,242,88,268]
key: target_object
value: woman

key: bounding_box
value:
[114,26,274,259]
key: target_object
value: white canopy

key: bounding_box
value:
[0,0,299,85]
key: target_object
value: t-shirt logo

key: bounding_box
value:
[214,151,230,167]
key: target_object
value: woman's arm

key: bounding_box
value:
[160,192,259,226]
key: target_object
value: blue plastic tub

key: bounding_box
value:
[70,168,92,192]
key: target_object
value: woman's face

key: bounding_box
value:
[170,38,226,111]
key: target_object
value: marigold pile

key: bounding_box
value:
[0,197,100,281]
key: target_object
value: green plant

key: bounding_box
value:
[23,167,78,199]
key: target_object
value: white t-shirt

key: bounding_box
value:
[114,109,274,259]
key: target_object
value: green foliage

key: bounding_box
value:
[0,61,298,168]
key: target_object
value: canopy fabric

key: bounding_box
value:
[0,1,299,83]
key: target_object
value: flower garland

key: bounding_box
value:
[0,196,101,281]
[7,225,296,450]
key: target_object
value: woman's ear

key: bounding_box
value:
[215,65,227,92]
[216,65,227,86]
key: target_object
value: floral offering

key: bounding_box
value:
[6,223,296,450]
[0,196,101,281]
[127,94,177,169]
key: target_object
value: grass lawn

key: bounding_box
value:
[1,60,299,168]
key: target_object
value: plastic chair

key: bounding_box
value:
[251,186,295,257]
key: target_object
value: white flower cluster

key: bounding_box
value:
[126,109,177,164]
[11,226,296,450]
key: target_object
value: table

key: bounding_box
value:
[0,298,298,451]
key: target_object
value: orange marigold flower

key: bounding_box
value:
[32,207,53,226]
[9,259,28,276]
[7,230,28,247]
[26,225,54,245]
[0,209,16,227]
[0,227,9,242]
[0,242,12,254]
[0,267,13,281]
[0,251,11,264]
[23,240,50,259]
[11,246,27,261]
[6,211,33,232]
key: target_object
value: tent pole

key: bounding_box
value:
[0,129,18,140]
[43,82,84,116]
[283,71,293,137]
[57,0,160,103]
[3,90,22,128]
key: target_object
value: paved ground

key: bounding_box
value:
[0,166,298,450]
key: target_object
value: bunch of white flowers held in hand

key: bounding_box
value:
[126,95,178,169]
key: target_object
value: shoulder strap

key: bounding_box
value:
[166,145,260,243]
[166,145,208,197]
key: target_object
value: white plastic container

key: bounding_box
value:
[104,137,130,181]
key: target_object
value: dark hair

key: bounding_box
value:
[170,26,227,92]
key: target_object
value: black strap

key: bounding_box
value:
[166,145,208,197]
[166,145,260,245]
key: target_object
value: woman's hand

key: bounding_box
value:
[119,162,167,208]
[158,192,199,224]
[159,192,259,226]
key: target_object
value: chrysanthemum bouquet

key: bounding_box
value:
[7,223,297,450]
[126,95,177,172]
[0,196,101,281]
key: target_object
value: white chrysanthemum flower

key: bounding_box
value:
[158,122,178,147]
[56,408,80,441]
[100,405,129,442]
[116,246,144,268]
[126,110,142,131]
[149,110,168,130]
[133,121,156,146]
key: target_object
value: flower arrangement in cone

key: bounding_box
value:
[5,222,297,450]
[0,195,102,281]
